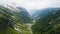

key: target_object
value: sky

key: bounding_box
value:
[15,0,60,9]
[0,0,60,14]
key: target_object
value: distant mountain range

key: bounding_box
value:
[31,8,60,18]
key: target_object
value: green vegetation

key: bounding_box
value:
[0,5,60,34]
[31,8,60,34]
[0,5,32,34]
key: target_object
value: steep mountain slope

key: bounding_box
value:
[0,5,19,34]
[0,5,33,34]
[32,8,60,34]
[17,7,32,23]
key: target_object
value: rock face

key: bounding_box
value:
[31,8,60,34]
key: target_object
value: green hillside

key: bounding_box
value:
[0,5,60,34]
[0,5,32,34]
[31,8,60,34]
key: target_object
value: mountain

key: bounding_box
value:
[17,7,32,23]
[0,5,19,34]
[17,7,30,16]
[32,8,60,34]
[0,5,32,34]
[32,8,54,18]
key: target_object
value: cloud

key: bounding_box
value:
[15,0,60,10]
[0,0,15,5]
[0,0,60,9]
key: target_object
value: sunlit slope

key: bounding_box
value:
[32,8,60,34]
[0,5,33,34]
[0,5,19,34]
